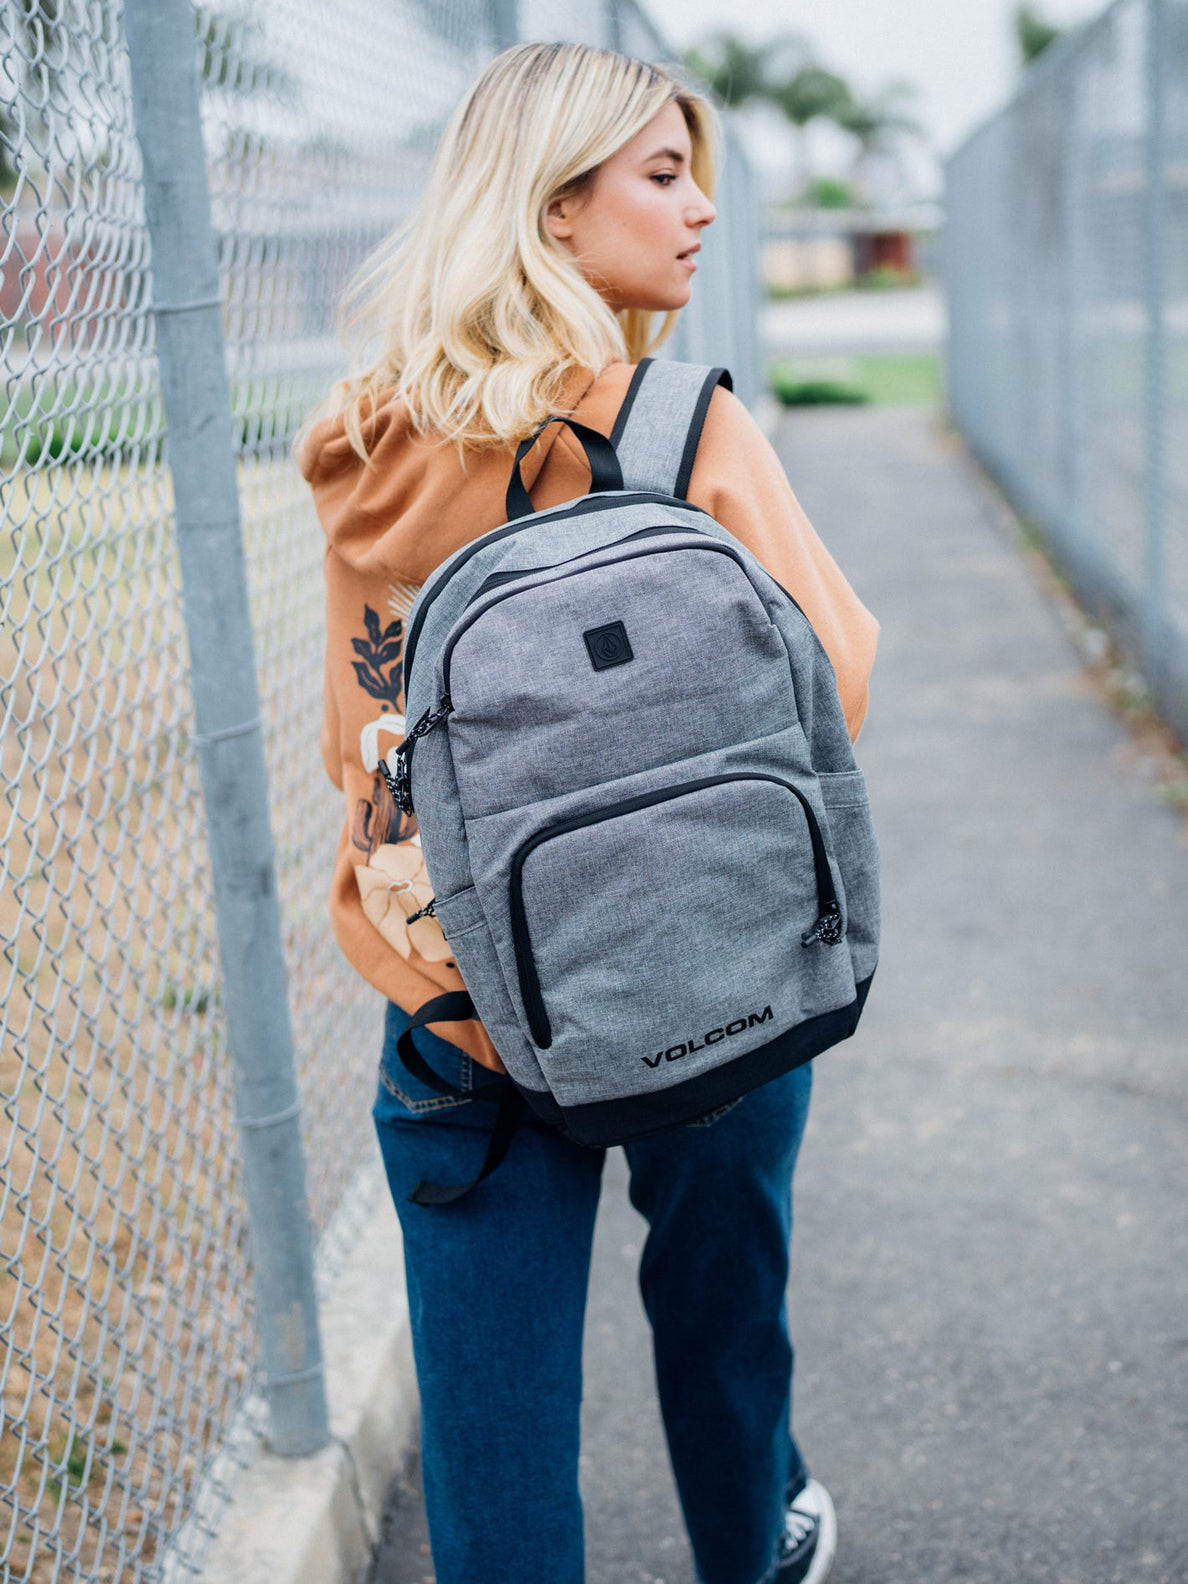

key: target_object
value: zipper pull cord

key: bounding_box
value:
[380,695,453,815]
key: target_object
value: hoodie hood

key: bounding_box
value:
[299,370,599,585]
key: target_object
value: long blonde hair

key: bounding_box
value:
[320,43,716,458]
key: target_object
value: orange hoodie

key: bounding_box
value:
[299,362,878,1072]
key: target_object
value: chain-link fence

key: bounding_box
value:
[0,2,761,1579]
[946,0,1188,742]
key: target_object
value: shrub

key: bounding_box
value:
[769,365,869,406]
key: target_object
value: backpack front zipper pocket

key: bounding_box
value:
[507,772,846,1056]
[440,540,797,820]
[441,534,760,699]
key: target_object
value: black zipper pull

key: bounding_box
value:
[801,900,843,947]
[405,898,436,926]
[379,694,453,815]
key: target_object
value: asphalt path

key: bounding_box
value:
[370,405,1188,1584]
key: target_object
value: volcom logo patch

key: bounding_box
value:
[583,620,634,671]
[642,1006,773,1068]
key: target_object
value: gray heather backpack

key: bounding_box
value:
[385,359,879,1203]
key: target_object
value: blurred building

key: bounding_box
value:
[763,201,944,292]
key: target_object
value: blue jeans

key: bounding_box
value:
[373,1001,815,1584]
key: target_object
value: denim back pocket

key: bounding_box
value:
[376,999,477,1118]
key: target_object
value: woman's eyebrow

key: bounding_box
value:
[642,146,686,164]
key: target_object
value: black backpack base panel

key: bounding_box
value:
[520,971,874,1146]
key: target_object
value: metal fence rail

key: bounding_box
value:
[945,0,1188,742]
[0,3,760,1579]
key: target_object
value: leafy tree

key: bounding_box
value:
[1015,4,1064,65]
[1,0,69,191]
[1,1,295,192]
[194,3,298,114]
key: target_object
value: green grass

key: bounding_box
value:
[1,374,325,467]
[765,269,924,302]
[854,266,923,292]
[46,1432,125,1501]
[0,383,163,467]
[769,352,942,408]
[160,983,214,1015]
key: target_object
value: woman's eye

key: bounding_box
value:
[651,172,676,186]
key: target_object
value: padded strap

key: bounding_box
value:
[613,359,733,500]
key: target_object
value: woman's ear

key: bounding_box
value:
[545,196,574,241]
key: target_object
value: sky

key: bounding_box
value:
[644,0,1101,199]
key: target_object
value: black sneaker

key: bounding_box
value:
[774,1479,837,1584]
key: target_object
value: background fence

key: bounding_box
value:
[0,2,761,1579]
[945,0,1188,744]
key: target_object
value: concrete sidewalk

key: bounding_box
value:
[762,284,945,356]
[370,406,1188,1584]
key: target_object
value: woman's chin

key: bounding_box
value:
[610,280,694,315]
[634,289,693,314]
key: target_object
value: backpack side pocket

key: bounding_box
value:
[433,886,552,1102]
[818,770,880,987]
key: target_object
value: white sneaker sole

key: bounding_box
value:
[798,1480,837,1584]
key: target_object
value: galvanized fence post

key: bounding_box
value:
[122,0,329,1456]
[1059,71,1085,559]
[605,1,624,52]
[1143,0,1168,694]
[489,0,518,51]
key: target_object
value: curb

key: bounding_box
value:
[195,1172,417,1584]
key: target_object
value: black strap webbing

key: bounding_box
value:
[408,1087,526,1207]
[609,357,653,446]
[397,991,527,1206]
[395,990,477,1097]
[505,416,624,520]
[674,366,733,499]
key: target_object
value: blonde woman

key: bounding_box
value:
[300,41,876,1584]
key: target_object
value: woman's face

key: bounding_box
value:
[546,99,717,314]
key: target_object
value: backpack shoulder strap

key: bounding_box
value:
[610,357,733,500]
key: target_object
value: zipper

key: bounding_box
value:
[402,493,711,697]
[440,537,758,699]
[508,772,843,1050]
[390,532,725,814]
[380,694,453,815]
[466,525,680,605]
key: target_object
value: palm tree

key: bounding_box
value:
[683,30,809,111]
[769,64,852,202]
[833,81,925,204]
[1015,4,1064,66]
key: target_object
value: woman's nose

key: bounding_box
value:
[690,190,716,228]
